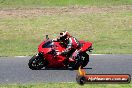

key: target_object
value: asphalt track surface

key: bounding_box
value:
[0,54,132,84]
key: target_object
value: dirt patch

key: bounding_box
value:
[0,5,132,18]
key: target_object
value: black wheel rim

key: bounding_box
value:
[32,57,43,67]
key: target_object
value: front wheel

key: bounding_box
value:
[28,55,44,70]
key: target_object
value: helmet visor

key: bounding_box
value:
[60,32,63,35]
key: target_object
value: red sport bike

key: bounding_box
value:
[28,35,93,70]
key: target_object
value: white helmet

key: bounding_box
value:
[59,31,70,40]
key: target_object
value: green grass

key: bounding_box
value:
[0,83,132,88]
[0,0,132,8]
[0,10,132,56]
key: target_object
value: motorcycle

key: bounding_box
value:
[28,35,93,70]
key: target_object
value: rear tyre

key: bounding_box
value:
[81,53,89,67]
[28,55,44,70]
[72,53,89,70]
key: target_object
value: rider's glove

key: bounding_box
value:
[52,38,58,42]
[72,50,79,59]
[56,52,61,56]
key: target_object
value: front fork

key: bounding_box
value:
[36,52,43,56]
[36,52,48,66]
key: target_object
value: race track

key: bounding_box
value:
[0,54,132,84]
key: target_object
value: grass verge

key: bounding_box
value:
[0,83,132,88]
[0,0,132,8]
[0,10,132,56]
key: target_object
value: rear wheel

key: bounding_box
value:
[72,53,89,70]
[81,53,89,67]
[28,55,45,70]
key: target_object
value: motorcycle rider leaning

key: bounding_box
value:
[52,31,81,65]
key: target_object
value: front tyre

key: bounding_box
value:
[28,55,44,70]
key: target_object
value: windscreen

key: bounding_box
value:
[42,40,53,48]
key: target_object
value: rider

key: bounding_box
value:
[53,31,81,63]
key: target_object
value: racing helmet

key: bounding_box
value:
[59,31,70,40]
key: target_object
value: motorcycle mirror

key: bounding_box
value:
[46,35,49,40]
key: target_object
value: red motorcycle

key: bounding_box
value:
[28,35,93,70]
